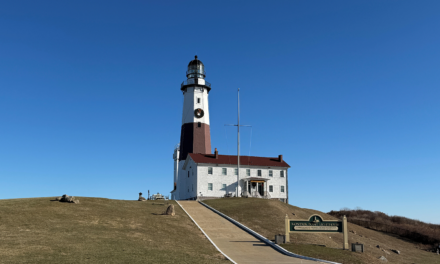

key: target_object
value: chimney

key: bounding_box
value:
[278,155,283,162]
[215,148,218,159]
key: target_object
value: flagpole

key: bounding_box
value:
[237,88,240,197]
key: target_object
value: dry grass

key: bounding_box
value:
[329,208,440,245]
[0,197,229,264]
[204,198,440,264]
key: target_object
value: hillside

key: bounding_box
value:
[329,208,440,246]
[0,197,229,264]
[204,198,440,264]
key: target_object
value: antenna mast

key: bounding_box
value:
[225,89,251,197]
[237,88,240,197]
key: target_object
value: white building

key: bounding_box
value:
[171,56,290,202]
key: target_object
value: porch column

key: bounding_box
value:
[244,180,246,195]
[265,181,268,197]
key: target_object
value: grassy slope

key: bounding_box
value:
[0,197,229,264]
[204,198,439,264]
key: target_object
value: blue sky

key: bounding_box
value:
[1,1,439,223]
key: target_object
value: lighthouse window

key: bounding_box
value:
[197,98,200,104]
[198,122,201,127]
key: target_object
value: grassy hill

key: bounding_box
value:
[0,197,229,264]
[204,198,440,264]
[329,208,440,245]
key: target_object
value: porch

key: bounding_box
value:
[241,177,271,199]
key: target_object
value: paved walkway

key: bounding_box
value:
[178,201,321,264]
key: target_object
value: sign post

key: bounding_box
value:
[285,214,349,250]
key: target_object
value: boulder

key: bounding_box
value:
[163,204,175,216]
[138,192,147,201]
[58,194,79,204]
[391,249,400,255]
[379,256,388,262]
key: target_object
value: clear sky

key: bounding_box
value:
[1,1,439,223]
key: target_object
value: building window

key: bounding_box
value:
[246,169,250,176]
[208,167,212,174]
[222,184,226,190]
[222,168,227,175]
[281,186,285,192]
[198,122,201,127]
[269,185,273,192]
[234,168,238,175]
[188,171,190,178]
[257,170,262,176]
[208,183,213,191]
[197,98,200,104]
[280,170,284,177]
[269,170,273,177]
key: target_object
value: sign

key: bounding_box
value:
[290,215,342,233]
[285,214,349,250]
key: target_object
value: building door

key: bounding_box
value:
[258,183,264,196]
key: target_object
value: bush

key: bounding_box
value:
[329,208,440,246]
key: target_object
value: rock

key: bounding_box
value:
[138,192,147,201]
[391,249,400,254]
[382,250,390,255]
[377,245,381,249]
[379,256,388,262]
[59,194,78,204]
[163,204,175,216]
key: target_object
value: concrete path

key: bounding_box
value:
[178,201,321,264]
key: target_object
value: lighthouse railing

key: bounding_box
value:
[181,80,211,88]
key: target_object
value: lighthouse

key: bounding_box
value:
[178,56,212,161]
[171,56,290,202]
[171,56,213,200]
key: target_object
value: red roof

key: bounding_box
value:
[188,153,290,168]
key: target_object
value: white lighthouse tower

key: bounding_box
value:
[172,56,212,200]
